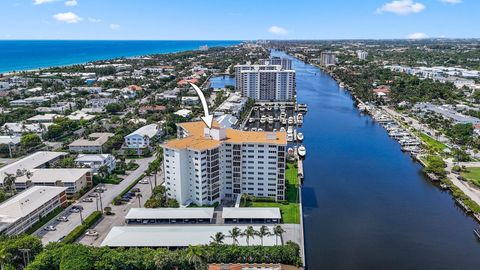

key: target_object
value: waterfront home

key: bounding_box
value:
[75,153,116,173]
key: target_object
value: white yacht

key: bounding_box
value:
[297,132,304,141]
[298,145,306,157]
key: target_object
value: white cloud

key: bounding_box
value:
[53,12,82,23]
[109,23,120,30]
[65,0,77,6]
[88,17,101,23]
[376,0,426,15]
[407,32,429,39]
[268,25,288,35]
[440,0,461,4]
[33,0,57,4]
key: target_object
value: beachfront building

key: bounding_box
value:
[124,124,161,153]
[320,51,336,66]
[162,121,286,206]
[0,186,67,236]
[235,64,295,101]
[75,154,116,173]
[68,133,114,153]
[14,168,92,196]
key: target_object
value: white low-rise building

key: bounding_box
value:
[69,133,114,153]
[75,154,116,173]
[0,186,67,235]
[14,168,92,196]
[124,124,161,151]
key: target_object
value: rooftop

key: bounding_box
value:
[69,133,114,147]
[164,121,286,151]
[101,225,278,247]
[126,124,160,139]
[0,151,67,177]
[15,168,90,184]
[0,186,66,229]
[125,207,214,220]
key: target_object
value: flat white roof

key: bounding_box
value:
[27,114,58,122]
[0,151,67,178]
[0,186,66,225]
[75,154,112,163]
[15,168,90,184]
[101,225,278,247]
[125,208,214,220]
[126,124,159,139]
[222,207,281,220]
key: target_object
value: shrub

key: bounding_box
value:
[62,211,102,244]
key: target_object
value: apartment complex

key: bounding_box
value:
[162,121,286,206]
[259,56,292,70]
[68,132,114,153]
[320,51,336,66]
[0,186,67,235]
[357,50,368,60]
[124,124,161,151]
[14,168,92,196]
[235,64,295,101]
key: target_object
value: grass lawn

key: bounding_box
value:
[248,162,301,224]
[461,167,480,187]
[418,133,447,153]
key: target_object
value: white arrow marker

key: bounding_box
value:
[189,82,213,129]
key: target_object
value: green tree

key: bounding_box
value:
[228,227,242,245]
[243,226,256,246]
[210,232,225,245]
[105,103,123,114]
[20,133,42,150]
[185,245,204,270]
[257,225,270,246]
[273,225,286,245]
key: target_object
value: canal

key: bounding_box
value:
[271,51,480,269]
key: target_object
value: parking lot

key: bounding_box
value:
[78,170,163,246]
[36,157,155,245]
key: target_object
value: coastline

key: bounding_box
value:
[0,40,241,74]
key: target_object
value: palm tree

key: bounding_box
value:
[273,225,286,245]
[228,227,241,245]
[135,193,143,207]
[243,226,256,246]
[3,173,16,195]
[185,245,204,270]
[98,165,109,179]
[257,225,270,246]
[210,232,225,245]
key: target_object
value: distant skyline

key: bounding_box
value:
[1,0,479,40]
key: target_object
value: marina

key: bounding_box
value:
[276,50,480,269]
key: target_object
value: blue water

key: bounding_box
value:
[0,40,240,73]
[209,75,236,88]
[271,51,480,269]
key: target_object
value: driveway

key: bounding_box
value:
[36,156,155,245]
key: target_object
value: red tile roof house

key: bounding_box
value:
[127,85,143,91]
[177,78,199,86]
[139,105,167,115]
[373,85,391,97]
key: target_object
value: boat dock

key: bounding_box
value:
[455,198,472,213]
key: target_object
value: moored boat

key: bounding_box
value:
[298,145,306,157]
[297,132,304,141]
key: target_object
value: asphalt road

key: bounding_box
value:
[36,156,155,245]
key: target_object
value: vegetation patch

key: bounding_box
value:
[460,167,480,187]
[62,211,102,244]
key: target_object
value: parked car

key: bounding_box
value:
[44,225,56,231]
[70,208,80,213]
[56,216,68,222]
[82,197,94,202]
[131,188,140,193]
[85,230,99,237]
[88,193,99,198]
[139,179,149,184]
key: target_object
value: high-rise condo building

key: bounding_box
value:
[260,56,292,70]
[357,50,368,60]
[162,121,287,206]
[234,65,295,101]
[320,51,337,66]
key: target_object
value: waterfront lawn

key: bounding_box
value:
[461,167,480,187]
[248,162,301,224]
[418,133,447,153]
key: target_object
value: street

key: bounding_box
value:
[36,156,155,245]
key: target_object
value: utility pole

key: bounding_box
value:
[98,191,103,214]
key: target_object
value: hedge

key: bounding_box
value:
[62,211,102,244]
[25,207,64,235]
[119,174,145,197]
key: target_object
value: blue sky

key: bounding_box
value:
[1,0,478,40]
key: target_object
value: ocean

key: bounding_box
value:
[0,40,240,73]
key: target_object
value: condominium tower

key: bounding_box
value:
[162,121,287,206]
